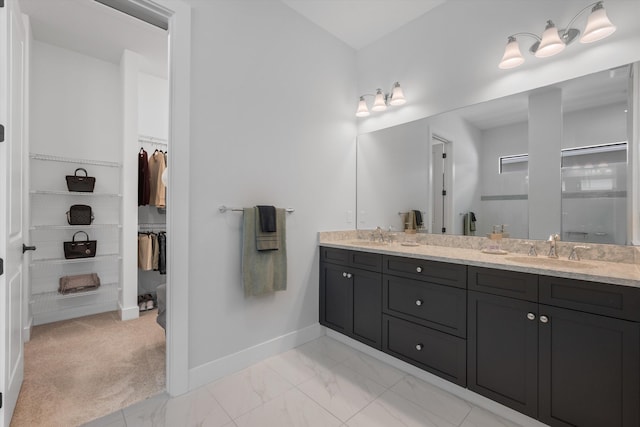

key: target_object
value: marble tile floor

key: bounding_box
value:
[83,336,523,427]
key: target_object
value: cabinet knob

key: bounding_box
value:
[540,315,549,324]
[415,299,423,306]
[342,272,347,278]
[416,266,422,273]
[346,273,352,279]
[527,312,536,321]
[415,344,423,351]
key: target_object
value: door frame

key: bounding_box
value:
[120,0,191,397]
[429,131,453,235]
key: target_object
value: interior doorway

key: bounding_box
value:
[431,134,452,234]
[11,0,172,424]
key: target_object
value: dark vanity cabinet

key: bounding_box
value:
[382,256,467,386]
[468,267,640,427]
[320,247,640,427]
[319,247,382,349]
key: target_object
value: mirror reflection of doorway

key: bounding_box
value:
[431,135,451,234]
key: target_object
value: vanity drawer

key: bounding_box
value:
[321,246,382,272]
[468,266,538,302]
[539,276,640,322]
[383,255,466,289]
[383,315,466,387]
[383,275,466,338]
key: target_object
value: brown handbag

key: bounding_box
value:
[63,231,97,259]
[59,273,100,294]
[66,204,94,225]
[65,168,96,192]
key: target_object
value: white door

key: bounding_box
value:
[0,0,27,425]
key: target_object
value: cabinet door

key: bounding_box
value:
[538,305,640,427]
[319,262,353,335]
[468,291,538,418]
[352,269,382,349]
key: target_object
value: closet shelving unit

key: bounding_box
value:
[29,153,122,325]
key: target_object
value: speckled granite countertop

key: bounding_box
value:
[319,231,640,288]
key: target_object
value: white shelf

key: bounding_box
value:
[31,283,120,325]
[138,135,168,146]
[30,153,121,168]
[31,224,121,231]
[31,282,119,304]
[30,190,122,197]
[31,254,120,267]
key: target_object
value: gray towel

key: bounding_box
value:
[242,207,287,296]
[255,206,279,251]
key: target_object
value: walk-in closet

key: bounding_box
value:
[12,1,170,425]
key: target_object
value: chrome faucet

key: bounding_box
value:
[373,226,385,242]
[547,233,560,258]
[568,245,591,261]
[523,242,537,257]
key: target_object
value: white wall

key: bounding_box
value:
[30,41,121,161]
[356,0,640,135]
[183,0,357,377]
[138,72,168,140]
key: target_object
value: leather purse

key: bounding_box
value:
[66,204,94,225]
[63,231,97,259]
[65,168,96,192]
[59,273,100,294]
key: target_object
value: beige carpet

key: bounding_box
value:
[11,310,166,427]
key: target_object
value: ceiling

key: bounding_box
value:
[19,0,168,76]
[18,0,445,76]
[281,0,446,50]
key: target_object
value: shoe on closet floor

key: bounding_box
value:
[138,295,147,312]
[145,293,154,310]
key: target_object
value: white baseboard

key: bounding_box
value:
[325,329,549,427]
[119,302,140,321]
[189,323,324,390]
[23,315,33,342]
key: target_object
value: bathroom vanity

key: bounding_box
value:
[319,234,640,427]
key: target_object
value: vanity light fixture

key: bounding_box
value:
[498,1,616,69]
[356,82,406,117]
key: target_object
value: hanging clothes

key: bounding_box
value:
[157,232,167,275]
[151,233,160,271]
[138,148,151,206]
[148,150,166,208]
[138,233,153,270]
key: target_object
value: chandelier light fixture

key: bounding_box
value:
[356,82,406,117]
[499,1,616,70]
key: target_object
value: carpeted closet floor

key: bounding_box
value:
[11,310,166,427]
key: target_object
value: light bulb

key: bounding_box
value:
[355,97,370,117]
[535,20,565,58]
[580,2,616,43]
[371,89,387,112]
[499,36,525,69]
[389,82,406,106]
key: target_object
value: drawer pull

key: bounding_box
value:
[527,312,536,321]
[415,344,423,351]
[342,272,347,278]
[540,315,549,324]
[415,299,423,306]
[416,266,422,273]
[346,273,352,279]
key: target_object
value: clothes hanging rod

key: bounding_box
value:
[219,205,295,213]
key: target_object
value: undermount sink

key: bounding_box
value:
[504,256,596,269]
[347,240,389,247]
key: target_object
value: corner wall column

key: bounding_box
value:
[528,88,562,240]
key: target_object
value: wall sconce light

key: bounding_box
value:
[499,1,616,70]
[356,82,406,117]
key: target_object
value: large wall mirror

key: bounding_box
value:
[357,64,632,245]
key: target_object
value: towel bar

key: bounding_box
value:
[219,205,295,214]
